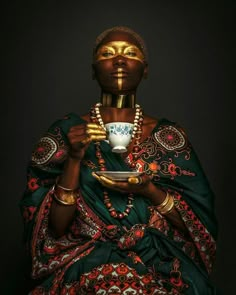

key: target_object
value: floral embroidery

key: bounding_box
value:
[174,194,216,273]
[154,125,186,151]
[32,136,58,165]
[148,207,170,236]
[118,224,146,249]
[126,125,196,181]
[27,177,40,191]
[31,127,68,167]
[127,251,144,264]
[79,263,172,294]
[160,158,195,179]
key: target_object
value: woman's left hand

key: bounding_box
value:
[92,172,154,197]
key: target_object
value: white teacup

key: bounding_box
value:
[105,122,134,153]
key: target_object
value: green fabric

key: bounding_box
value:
[20,113,218,294]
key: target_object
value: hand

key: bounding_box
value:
[68,123,106,160]
[92,172,154,197]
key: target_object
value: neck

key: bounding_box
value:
[100,92,136,108]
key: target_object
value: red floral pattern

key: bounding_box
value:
[78,262,183,294]
[173,193,216,273]
[27,177,40,191]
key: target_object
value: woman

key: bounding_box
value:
[20,26,217,294]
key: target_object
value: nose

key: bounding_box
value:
[113,55,127,67]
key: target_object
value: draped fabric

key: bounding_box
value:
[20,113,218,294]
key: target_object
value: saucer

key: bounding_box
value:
[95,171,142,181]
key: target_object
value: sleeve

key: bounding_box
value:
[145,121,217,274]
[19,114,93,279]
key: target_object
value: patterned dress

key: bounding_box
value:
[20,113,218,294]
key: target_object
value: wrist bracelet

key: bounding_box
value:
[55,178,76,192]
[156,192,175,215]
[53,191,77,206]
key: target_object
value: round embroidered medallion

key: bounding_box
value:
[154,126,185,151]
[32,136,58,165]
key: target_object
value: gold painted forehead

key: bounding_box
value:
[95,41,145,63]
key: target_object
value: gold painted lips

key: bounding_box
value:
[111,71,128,77]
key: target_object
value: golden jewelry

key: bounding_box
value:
[53,191,77,206]
[95,41,145,63]
[128,176,142,185]
[157,192,175,215]
[56,184,74,192]
[101,93,136,108]
[55,178,75,191]
[156,193,170,209]
[53,184,78,205]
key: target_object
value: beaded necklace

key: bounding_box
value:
[90,103,143,219]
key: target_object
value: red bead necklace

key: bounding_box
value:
[90,103,143,219]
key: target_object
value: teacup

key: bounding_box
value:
[105,122,134,153]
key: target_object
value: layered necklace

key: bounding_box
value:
[90,102,144,219]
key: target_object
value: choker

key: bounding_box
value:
[90,103,144,219]
[101,93,136,108]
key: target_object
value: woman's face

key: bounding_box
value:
[93,31,148,95]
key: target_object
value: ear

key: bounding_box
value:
[143,62,148,79]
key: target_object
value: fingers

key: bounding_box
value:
[92,172,125,192]
[100,176,116,186]
[86,129,106,135]
[92,172,116,188]
[69,123,107,146]
[81,137,91,145]
[87,123,105,130]
[92,172,147,187]
[84,124,106,143]
[92,172,149,195]
[70,123,105,131]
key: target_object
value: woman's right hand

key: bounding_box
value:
[67,123,106,160]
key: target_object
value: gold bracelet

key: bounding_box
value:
[157,193,175,215]
[156,192,170,209]
[56,184,74,191]
[55,178,76,192]
[53,189,77,206]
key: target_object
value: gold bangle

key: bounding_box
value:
[55,179,76,192]
[56,184,74,192]
[157,193,175,215]
[156,192,170,209]
[53,191,77,206]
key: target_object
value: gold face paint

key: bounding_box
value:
[117,68,123,90]
[95,41,145,63]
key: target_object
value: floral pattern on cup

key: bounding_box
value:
[105,122,134,153]
[108,124,133,136]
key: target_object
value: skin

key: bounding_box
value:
[50,31,188,238]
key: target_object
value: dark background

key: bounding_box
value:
[2,0,235,294]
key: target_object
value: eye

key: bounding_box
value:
[125,51,137,57]
[102,51,114,57]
